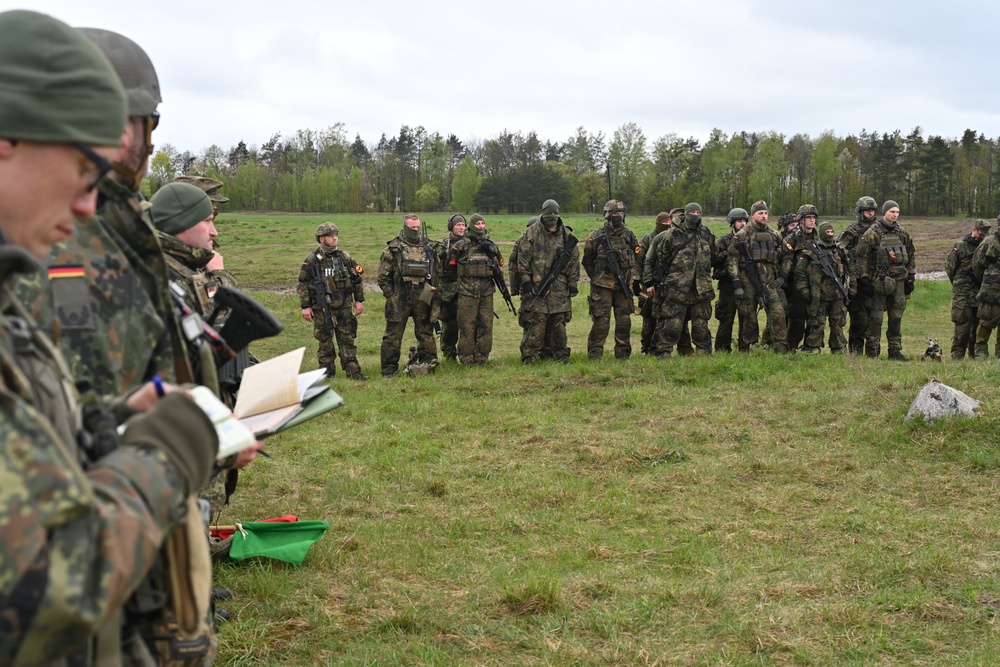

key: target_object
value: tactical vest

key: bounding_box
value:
[319,251,352,292]
[750,230,779,264]
[457,242,494,278]
[876,230,909,279]
[165,254,216,316]
[399,243,431,282]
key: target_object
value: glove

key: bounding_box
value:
[632,279,642,297]
[859,276,875,297]
[122,392,219,495]
[768,275,786,290]
[568,285,579,298]
[904,275,915,295]
[734,287,745,299]
[799,290,812,305]
[520,278,534,296]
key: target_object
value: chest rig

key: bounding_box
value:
[876,228,909,279]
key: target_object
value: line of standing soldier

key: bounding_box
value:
[947,214,1000,360]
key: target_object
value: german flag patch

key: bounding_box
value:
[49,265,85,279]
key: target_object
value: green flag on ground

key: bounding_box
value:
[229,520,328,566]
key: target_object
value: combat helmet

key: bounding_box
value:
[795,204,819,221]
[603,199,626,219]
[315,222,339,240]
[174,175,229,203]
[855,196,877,214]
[727,208,749,225]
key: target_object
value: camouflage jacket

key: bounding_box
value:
[946,234,983,307]
[582,222,640,292]
[516,218,580,314]
[0,243,195,666]
[297,246,364,312]
[856,219,916,283]
[779,226,820,280]
[726,222,783,286]
[837,216,874,285]
[378,231,438,321]
[972,232,1000,305]
[713,230,736,282]
[793,240,848,302]
[643,219,716,304]
[158,232,238,318]
[98,180,195,384]
[449,230,501,298]
[437,233,464,302]
[15,214,173,399]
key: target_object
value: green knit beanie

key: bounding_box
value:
[881,200,899,215]
[684,202,702,215]
[150,182,214,235]
[541,199,560,215]
[0,11,126,146]
[469,213,485,226]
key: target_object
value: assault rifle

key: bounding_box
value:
[804,241,850,303]
[310,261,337,337]
[596,226,632,298]
[525,231,579,311]
[417,219,442,335]
[469,235,517,315]
[735,241,769,309]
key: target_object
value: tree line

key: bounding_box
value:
[144,123,1000,218]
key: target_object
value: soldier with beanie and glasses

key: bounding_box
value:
[0,11,221,665]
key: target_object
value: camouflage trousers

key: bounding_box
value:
[587,286,633,359]
[640,311,656,354]
[803,299,846,352]
[847,293,875,354]
[313,308,361,376]
[457,292,494,364]
[785,288,808,351]
[520,309,570,363]
[950,303,978,360]
[736,285,788,352]
[864,279,907,357]
[381,299,438,376]
[440,297,458,361]
[714,281,743,353]
[654,300,712,356]
[974,302,1000,358]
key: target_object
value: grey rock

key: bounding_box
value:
[904,380,981,422]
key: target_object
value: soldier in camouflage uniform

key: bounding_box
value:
[448,214,501,364]
[855,200,916,360]
[946,219,990,359]
[298,222,367,378]
[437,214,466,360]
[15,27,185,397]
[779,204,820,350]
[794,222,848,353]
[0,12,222,664]
[971,216,1000,358]
[379,214,439,376]
[726,200,788,352]
[838,196,878,354]
[643,202,716,356]
[517,199,580,363]
[583,200,640,359]
[637,211,674,354]
[714,208,748,352]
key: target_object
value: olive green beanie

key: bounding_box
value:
[684,202,702,215]
[0,10,126,146]
[541,199,560,215]
[881,200,899,215]
[469,213,485,225]
[150,182,214,235]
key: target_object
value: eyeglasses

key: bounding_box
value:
[73,142,115,192]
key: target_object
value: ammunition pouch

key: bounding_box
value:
[457,259,493,278]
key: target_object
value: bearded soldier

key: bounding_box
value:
[794,221,848,353]
[378,214,439,376]
[726,200,789,353]
[298,222,367,379]
[855,200,916,360]
[643,202,716,356]
[945,219,989,359]
[838,196,878,354]
[517,199,580,364]
[714,208,748,352]
[583,200,640,359]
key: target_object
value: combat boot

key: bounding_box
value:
[348,371,369,380]
[887,350,909,361]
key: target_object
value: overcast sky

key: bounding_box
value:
[18,0,1000,155]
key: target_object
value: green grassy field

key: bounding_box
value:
[213,212,1000,665]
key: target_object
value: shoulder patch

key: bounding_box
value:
[49,265,85,279]
[785,242,794,251]
[355,264,364,274]
[634,245,641,254]
[498,257,505,267]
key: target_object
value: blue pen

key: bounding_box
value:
[151,374,165,398]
